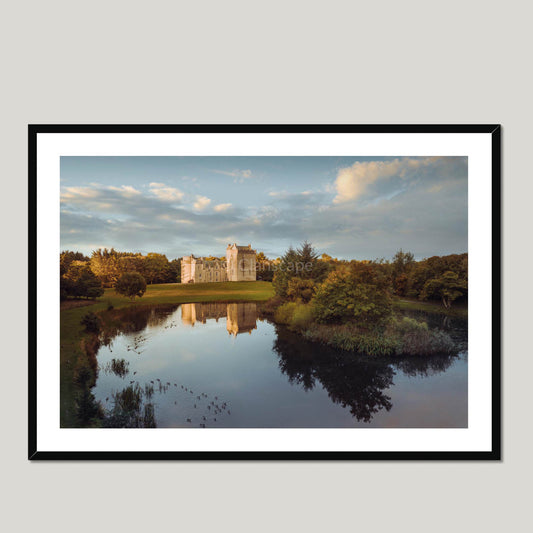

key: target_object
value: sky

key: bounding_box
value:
[60,156,468,261]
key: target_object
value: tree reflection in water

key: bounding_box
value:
[92,303,463,427]
[273,325,459,423]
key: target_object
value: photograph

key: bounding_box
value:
[29,125,500,458]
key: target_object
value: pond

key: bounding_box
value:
[93,302,467,428]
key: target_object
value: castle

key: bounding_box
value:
[181,243,256,283]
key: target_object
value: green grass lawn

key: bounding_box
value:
[105,280,274,306]
[60,281,273,426]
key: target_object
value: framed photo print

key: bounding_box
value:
[29,124,501,459]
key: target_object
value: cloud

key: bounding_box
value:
[60,157,467,261]
[333,157,452,204]
[107,185,141,198]
[61,186,101,200]
[193,195,211,210]
[214,203,232,212]
[149,182,184,202]
[214,169,253,183]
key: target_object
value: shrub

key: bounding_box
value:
[273,302,315,331]
[77,387,100,426]
[290,304,315,330]
[302,317,457,357]
[274,302,298,325]
[115,272,147,300]
[73,357,93,386]
[303,324,400,356]
[80,311,101,334]
[312,262,392,326]
[390,317,455,355]
[287,278,316,303]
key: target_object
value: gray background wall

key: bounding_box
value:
[1,1,529,531]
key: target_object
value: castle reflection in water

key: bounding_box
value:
[180,302,258,336]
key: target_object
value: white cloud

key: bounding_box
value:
[193,195,211,210]
[149,182,184,202]
[333,157,440,204]
[61,186,101,200]
[108,185,141,198]
[214,169,253,183]
[214,203,232,212]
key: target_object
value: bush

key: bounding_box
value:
[286,278,316,303]
[80,311,101,334]
[273,302,315,331]
[303,325,400,356]
[312,263,392,326]
[115,272,147,300]
[274,302,298,325]
[290,304,315,330]
[302,317,457,357]
[389,317,455,355]
[77,387,100,426]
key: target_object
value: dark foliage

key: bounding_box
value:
[114,272,147,300]
[80,311,101,334]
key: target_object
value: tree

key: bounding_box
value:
[256,251,275,281]
[286,278,316,303]
[115,272,147,300]
[295,241,329,281]
[391,249,415,296]
[90,248,122,287]
[407,253,468,300]
[119,254,145,276]
[143,253,170,284]
[168,259,181,283]
[272,246,298,297]
[420,271,467,309]
[272,242,330,298]
[312,261,392,326]
[63,263,104,299]
[60,250,89,276]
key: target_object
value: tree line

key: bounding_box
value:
[264,242,466,357]
[60,249,182,300]
[266,242,468,324]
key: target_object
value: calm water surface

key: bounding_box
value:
[93,302,467,428]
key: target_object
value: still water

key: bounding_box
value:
[93,302,467,428]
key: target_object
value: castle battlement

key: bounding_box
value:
[181,243,256,283]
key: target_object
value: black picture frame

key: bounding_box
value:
[28,124,501,460]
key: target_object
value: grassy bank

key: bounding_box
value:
[392,297,468,318]
[60,281,274,426]
[267,300,459,358]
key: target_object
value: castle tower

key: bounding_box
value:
[226,243,256,281]
[181,255,193,284]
